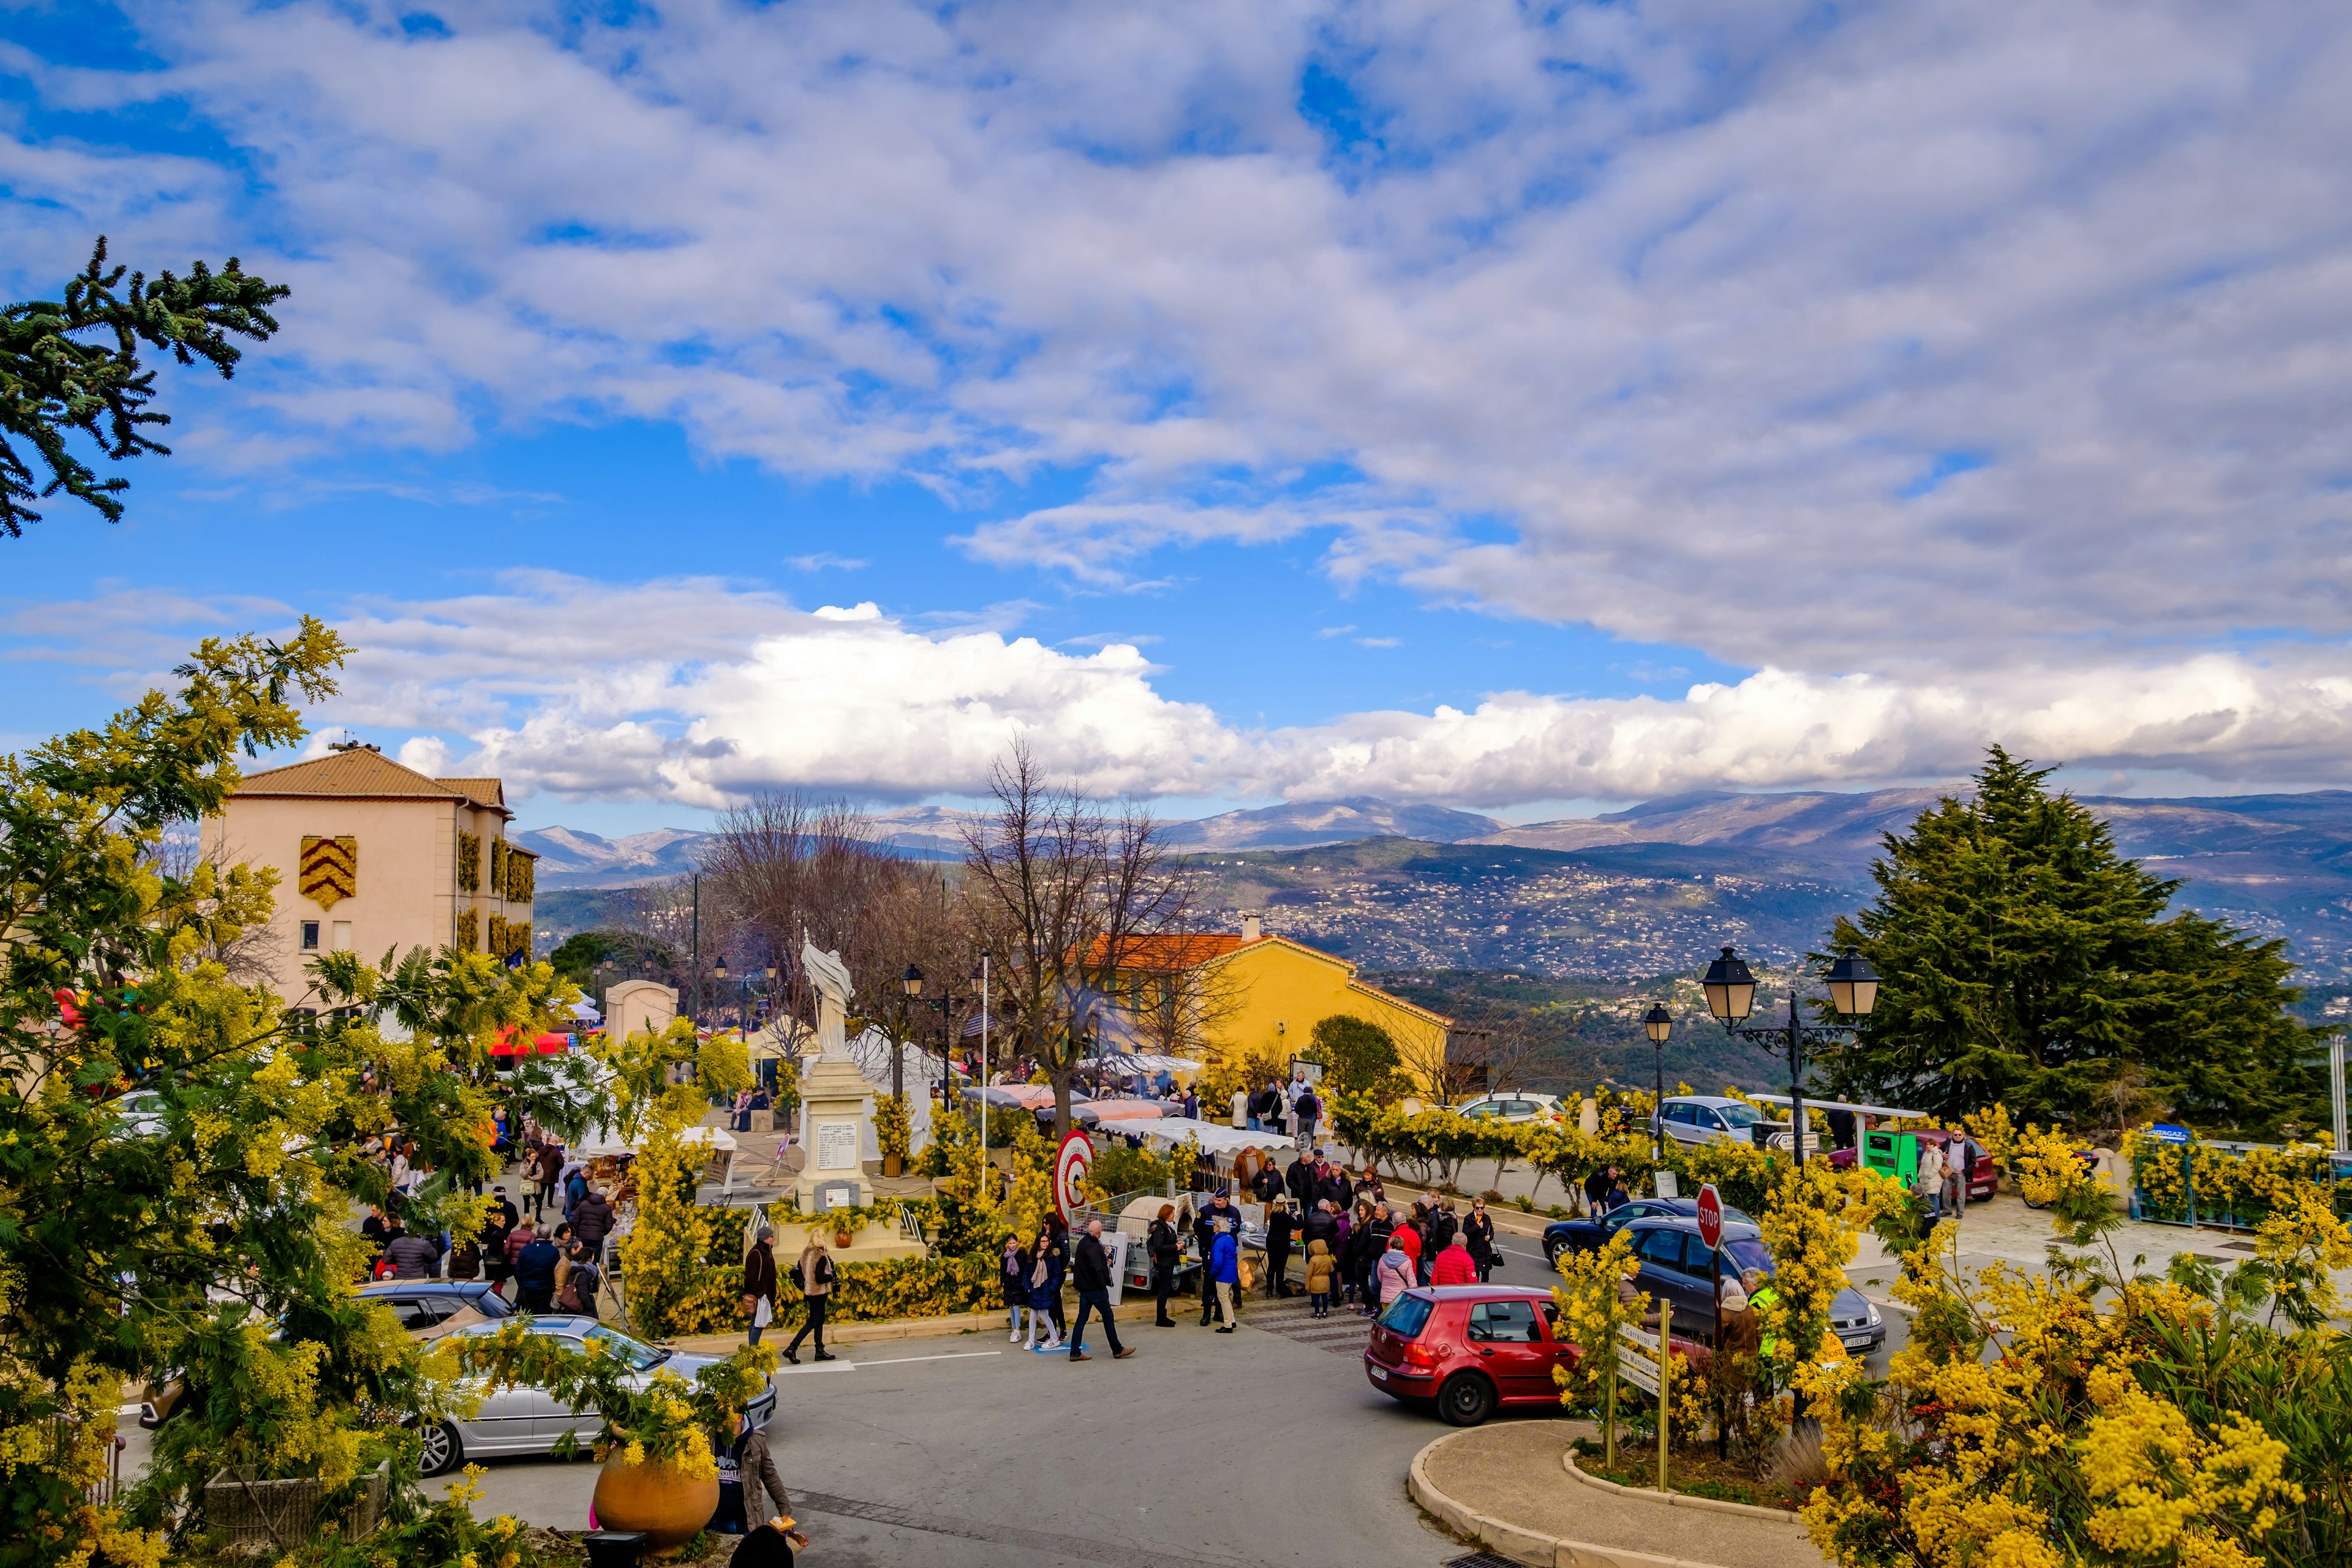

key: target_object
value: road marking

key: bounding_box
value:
[774,1361,859,1375]
[854,1350,1002,1366]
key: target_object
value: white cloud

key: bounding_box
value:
[24,578,2352,809]
[3,0,2345,696]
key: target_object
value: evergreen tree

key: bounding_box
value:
[1820,747,2318,1134]
[2,238,287,537]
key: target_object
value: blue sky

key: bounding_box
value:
[6,2,2352,837]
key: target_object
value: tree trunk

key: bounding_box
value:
[1051,1068,1075,1139]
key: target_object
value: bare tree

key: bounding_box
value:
[960,742,1199,1136]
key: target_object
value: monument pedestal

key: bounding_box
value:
[794,1053,876,1214]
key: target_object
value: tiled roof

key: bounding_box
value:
[435,777,507,810]
[1088,932,1254,970]
[232,752,515,816]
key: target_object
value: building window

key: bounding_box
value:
[331,921,353,952]
[300,921,321,952]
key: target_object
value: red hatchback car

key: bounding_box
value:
[1364,1286,1579,1427]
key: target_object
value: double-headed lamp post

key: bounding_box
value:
[904,965,978,1110]
[1700,945,1880,1166]
[1643,1003,1673,1164]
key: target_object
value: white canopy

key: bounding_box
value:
[1087,1052,1207,1080]
[1133,1120,1295,1156]
[570,1122,740,1161]
[568,1000,602,1022]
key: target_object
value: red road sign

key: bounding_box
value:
[1696,1183,1724,1251]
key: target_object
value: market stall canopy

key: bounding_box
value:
[1085,1052,1206,1081]
[571,1123,739,1162]
[1133,1121,1297,1157]
[1073,1098,1171,1128]
[568,1000,601,1023]
[1746,1093,1926,1119]
[962,1084,1094,1112]
[489,1027,571,1057]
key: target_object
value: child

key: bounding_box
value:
[1304,1238,1336,1319]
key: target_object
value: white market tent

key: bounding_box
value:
[571,1122,741,1188]
[1133,1121,1295,1158]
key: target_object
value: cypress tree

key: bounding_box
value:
[1819,747,2320,1134]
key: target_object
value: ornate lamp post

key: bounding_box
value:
[1644,1003,1673,1164]
[1699,946,1879,1166]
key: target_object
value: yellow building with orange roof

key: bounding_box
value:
[1099,915,1458,1092]
[202,747,537,999]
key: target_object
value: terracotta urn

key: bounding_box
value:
[591,1455,717,1557]
[833,1225,854,1250]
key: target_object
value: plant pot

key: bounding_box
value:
[883,1153,903,1177]
[834,1227,854,1249]
[591,1455,718,1558]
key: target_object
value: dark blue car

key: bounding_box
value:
[1542,1196,1756,1265]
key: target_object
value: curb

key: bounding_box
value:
[1561,1449,1803,1525]
[1406,1428,1740,1568]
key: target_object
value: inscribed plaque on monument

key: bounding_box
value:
[816,1120,859,1170]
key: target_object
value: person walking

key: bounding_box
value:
[382,1224,440,1280]
[1943,1137,1970,1221]
[1284,1149,1316,1215]
[1028,1218,1069,1352]
[1303,1238,1336,1319]
[571,1184,616,1268]
[1373,1232,1415,1314]
[1294,1082,1321,1150]
[1395,1203,1427,1284]
[1263,1199,1296,1297]
[533,1139,565,1221]
[710,1408,796,1537]
[513,1224,560,1313]
[783,1231,837,1365]
[1915,1137,1947,1222]
[742,1227,779,1347]
[1462,1198,1497,1283]
[1067,1218,1136,1362]
[1229,1086,1249,1130]
[1208,1219,1240,1333]
[1004,1234,1034,1342]
[1431,1232,1476,1286]
[481,1187,517,1301]
[1147,1205,1182,1327]
[1250,1155,1285,1207]
[1191,1201,1222,1325]
[560,1241,603,1320]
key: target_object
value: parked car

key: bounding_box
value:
[359,1280,516,1335]
[1618,1216,1884,1357]
[140,1281,522,1429]
[1453,1093,1564,1124]
[423,1317,778,1477]
[1649,1095,1772,1148]
[1542,1196,1755,1265]
[1828,1128,1998,1204]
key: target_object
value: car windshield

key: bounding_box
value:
[1716,1102,1765,1129]
[582,1324,666,1371]
[1722,1238,1773,1277]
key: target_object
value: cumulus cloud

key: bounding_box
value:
[5,0,2348,693]
[20,578,2351,809]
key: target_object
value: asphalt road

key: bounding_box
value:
[433,1302,1471,1568]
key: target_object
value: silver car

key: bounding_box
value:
[421,1317,778,1476]
[1651,1095,1768,1148]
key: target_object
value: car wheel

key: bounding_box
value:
[1545,1238,1566,1265]
[1438,1372,1498,1428]
[417,1419,463,1479]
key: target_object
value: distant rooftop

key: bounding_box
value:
[232,750,513,817]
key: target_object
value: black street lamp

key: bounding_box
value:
[1643,1003,1673,1164]
[1700,945,1879,1166]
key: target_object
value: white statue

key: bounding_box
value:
[802,940,853,1058]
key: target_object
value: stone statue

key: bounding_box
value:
[802,940,853,1058]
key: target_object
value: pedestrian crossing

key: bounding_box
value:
[1238,1291,1376,1355]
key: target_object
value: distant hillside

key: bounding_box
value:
[518,786,2352,986]
[1164,797,1505,850]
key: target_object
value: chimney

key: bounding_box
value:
[1241,911,1262,941]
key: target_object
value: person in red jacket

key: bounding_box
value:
[1430,1237,1477,1287]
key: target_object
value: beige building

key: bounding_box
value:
[202,747,538,998]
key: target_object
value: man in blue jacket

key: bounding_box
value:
[1208,1220,1239,1333]
[514,1230,562,1313]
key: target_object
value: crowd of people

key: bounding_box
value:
[355,1110,629,1322]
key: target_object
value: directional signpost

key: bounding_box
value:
[1619,1313,1673,1492]
[1698,1183,1725,1460]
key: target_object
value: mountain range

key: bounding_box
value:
[518,787,2352,984]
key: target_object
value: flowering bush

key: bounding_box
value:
[1551,1231,1651,1465]
[1798,1138,2352,1567]
[874,1091,912,1164]
[603,1021,753,1339]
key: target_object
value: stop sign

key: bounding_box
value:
[1696,1183,1724,1251]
